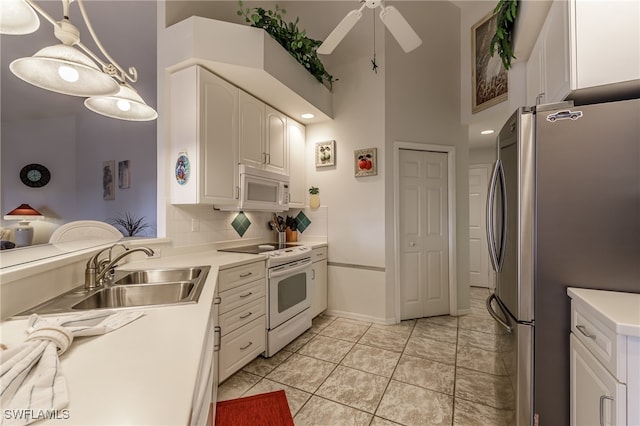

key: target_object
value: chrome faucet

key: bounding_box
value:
[85,244,155,289]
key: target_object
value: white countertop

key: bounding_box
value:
[567,287,640,337]
[0,249,266,425]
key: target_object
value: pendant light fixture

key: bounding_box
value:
[85,84,158,121]
[1,0,157,121]
[0,0,40,35]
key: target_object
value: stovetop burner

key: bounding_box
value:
[218,242,301,255]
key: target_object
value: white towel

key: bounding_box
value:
[0,311,143,426]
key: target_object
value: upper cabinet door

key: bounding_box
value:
[170,65,238,205]
[265,106,288,175]
[287,118,306,207]
[239,90,265,170]
[200,68,239,204]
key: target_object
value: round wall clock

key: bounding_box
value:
[20,164,51,188]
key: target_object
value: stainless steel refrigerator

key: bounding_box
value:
[485,98,640,426]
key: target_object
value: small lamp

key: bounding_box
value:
[4,204,44,247]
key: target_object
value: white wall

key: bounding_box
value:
[385,1,468,316]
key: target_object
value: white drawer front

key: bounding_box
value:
[219,297,266,336]
[219,316,266,383]
[312,246,327,261]
[572,300,627,382]
[219,279,265,314]
[218,261,265,292]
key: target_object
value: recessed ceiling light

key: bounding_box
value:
[481,129,495,135]
[301,113,314,119]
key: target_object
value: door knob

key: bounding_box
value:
[409,242,416,247]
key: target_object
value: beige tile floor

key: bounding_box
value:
[217,286,516,425]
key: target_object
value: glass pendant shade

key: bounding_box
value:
[84,84,158,121]
[0,0,40,35]
[9,44,119,97]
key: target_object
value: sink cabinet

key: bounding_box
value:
[170,65,239,205]
[311,247,328,318]
[216,260,266,383]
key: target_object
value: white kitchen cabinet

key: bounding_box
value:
[265,106,287,175]
[526,0,640,105]
[568,287,640,426]
[170,65,239,205]
[287,118,306,208]
[311,246,328,318]
[216,260,266,383]
[239,91,288,175]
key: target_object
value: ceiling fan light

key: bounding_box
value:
[379,6,422,53]
[9,44,119,97]
[84,84,158,121]
[0,0,40,35]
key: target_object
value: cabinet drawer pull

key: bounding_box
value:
[239,272,253,278]
[599,395,613,426]
[214,326,221,351]
[576,324,596,340]
[239,292,253,298]
[239,312,252,319]
[240,341,253,351]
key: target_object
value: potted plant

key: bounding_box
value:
[308,186,320,209]
[108,212,150,237]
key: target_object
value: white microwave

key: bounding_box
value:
[237,164,289,212]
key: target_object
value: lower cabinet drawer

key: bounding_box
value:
[219,316,266,383]
[219,297,265,337]
[218,279,265,315]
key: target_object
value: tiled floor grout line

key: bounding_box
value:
[367,319,418,425]
[226,292,513,424]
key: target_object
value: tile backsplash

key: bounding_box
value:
[167,205,328,247]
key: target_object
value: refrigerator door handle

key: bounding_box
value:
[496,161,508,272]
[486,161,501,272]
[486,294,513,333]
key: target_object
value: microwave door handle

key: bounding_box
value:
[496,161,508,272]
[269,259,312,278]
[486,160,501,272]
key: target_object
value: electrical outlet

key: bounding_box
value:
[191,219,200,232]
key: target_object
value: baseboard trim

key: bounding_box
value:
[324,309,396,325]
[456,308,471,316]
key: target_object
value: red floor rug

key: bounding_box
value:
[214,390,294,426]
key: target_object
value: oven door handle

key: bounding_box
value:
[269,259,312,278]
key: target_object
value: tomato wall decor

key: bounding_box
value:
[354,148,377,177]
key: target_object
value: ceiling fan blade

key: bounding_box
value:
[379,6,422,53]
[317,9,363,55]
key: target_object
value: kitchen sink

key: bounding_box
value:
[15,266,211,316]
[113,267,203,285]
[72,281,195,310]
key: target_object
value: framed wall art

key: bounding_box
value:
[471,11,508,113]
[102,160,115,200]
[118,160,130,189]
[315,140,335,167]
[354,148,377,177]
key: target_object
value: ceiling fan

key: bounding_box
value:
[317,0,422,55]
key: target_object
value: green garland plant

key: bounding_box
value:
[490,0,519,70]
[237,1,336,90]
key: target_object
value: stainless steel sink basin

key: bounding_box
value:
[15,266,211,316]
[113,267,202,285]
[72,281,195,310]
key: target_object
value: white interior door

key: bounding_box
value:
[399,149,449,320]
[469,165,491,289]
